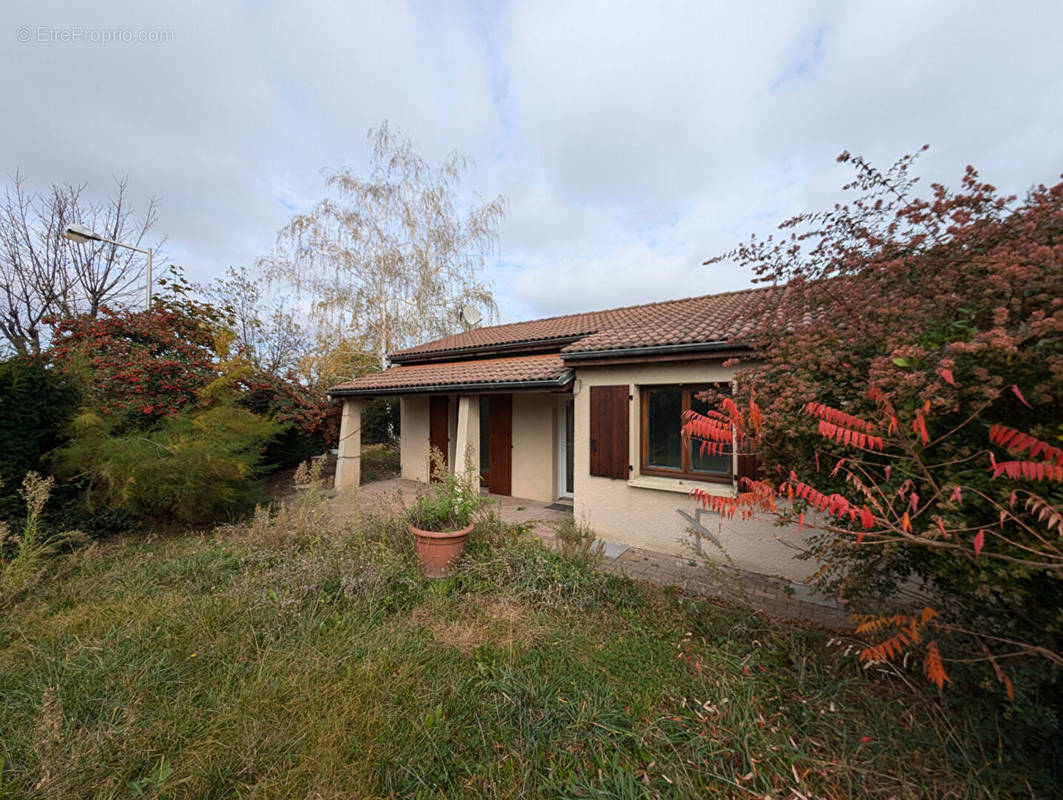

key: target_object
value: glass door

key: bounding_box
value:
[557,396,574,499]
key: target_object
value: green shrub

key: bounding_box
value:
[0,357,78,520]
[56,403,280,525]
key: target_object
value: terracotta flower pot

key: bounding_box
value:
[409,522,474,578]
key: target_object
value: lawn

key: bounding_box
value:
[0,485,1033,798]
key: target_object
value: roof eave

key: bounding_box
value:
[327,371,575,399]
[560,340,749,361]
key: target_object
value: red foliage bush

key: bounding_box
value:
[237,370,340,448]
[690,151,1063,740]
[49,304,218,426]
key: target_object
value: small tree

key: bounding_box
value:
[700,149,1061,644]
[262,122,505,373]
[195,266,342,461]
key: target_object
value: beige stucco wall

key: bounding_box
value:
[399,395,430,483]
[398,391,557,503]
[511,392,558,502]
[573,359,815,581]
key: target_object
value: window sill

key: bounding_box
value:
[627,474,736,497]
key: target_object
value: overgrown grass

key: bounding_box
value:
[0,476,1043,798]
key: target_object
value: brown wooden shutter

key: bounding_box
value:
[589,385,629,479]
[736,451,759,488]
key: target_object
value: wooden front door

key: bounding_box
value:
[486,394,512,496]
[428,396,449,480]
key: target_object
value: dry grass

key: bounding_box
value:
[552,515,604,564]
[360,443,400,483]
[32,686,63,798]
[221,458,356,550]
[410,595,543,652]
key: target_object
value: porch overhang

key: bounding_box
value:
[326,353,575,399]
[328,374,574,398]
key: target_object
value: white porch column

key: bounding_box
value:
[453,395,480,492]
[334,397,366,489]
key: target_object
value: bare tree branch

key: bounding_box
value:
[0,171,162,355]
[198,265,312,378]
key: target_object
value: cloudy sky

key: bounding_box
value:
[4,0,1061,323]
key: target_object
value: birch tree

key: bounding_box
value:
[261,122,504,373]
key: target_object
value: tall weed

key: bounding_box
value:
[237,458,349,550]
[552,515,604,565]
[224,460,423,617]
[1,473,84,605]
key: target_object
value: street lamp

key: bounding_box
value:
[61,223,153,309]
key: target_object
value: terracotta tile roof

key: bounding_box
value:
[390,313,603,360]
[390,286,780,361]
[561,287,780,354]
[328,353,571,396]
[328,287,781,396]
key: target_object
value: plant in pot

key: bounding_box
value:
[407,448,488,578]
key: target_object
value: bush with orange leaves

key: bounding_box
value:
[690,150,1063,770]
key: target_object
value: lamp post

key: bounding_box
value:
[62,223,153,309]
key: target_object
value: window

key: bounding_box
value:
[640,384,732,482]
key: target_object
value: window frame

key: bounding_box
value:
[638,383,733,484]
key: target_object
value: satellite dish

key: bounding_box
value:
[458,303,483,328]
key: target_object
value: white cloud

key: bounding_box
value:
[2,0,1061,324]
[509,243,739,319]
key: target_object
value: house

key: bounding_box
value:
[327,286,815,581]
